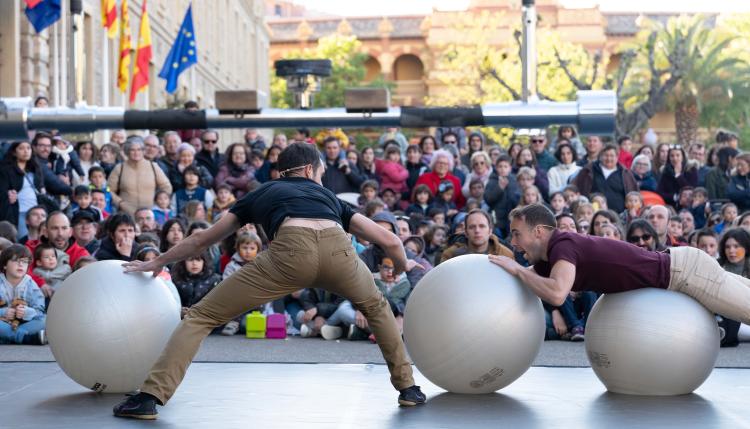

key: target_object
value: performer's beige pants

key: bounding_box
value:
[668,246,750,324]
[141,226,414,405]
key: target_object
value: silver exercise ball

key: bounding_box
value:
[47,260,181,393]
[403,254,545,394]
[585,288,719,395]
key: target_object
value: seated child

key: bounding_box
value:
[221,232,263,335]
[31,242,71,292]
[0,245,47,344]
[87,166,113,214]
[171,251,221,322]
[152,190,173,227]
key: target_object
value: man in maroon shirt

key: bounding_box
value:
[489,204,750,325]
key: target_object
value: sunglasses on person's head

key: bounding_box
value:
[203,139,217,144]
[628,233,652,243]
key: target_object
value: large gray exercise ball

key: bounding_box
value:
[403,254,545,394]
[585,288,719,395]
[46,260,181,393]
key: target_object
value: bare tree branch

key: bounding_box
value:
[588,50,602,87]
[484,68,521,100]
[553,47,591,90]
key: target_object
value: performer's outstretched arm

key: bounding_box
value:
[349,213,417,276]
[489,255,576,306]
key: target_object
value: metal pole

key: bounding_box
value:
[521,0,537,102]
[0,90,616,139]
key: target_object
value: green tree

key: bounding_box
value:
[271,34,388,109]
[700,14,750,147]
[426,10,607,145]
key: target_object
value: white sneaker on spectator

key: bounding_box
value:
[221,321,240,336]
[300,323,314,338]
[321,325,343,340]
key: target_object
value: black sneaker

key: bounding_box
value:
[113,392,158,420]
[346,324,370,341]
[398,385,426,406]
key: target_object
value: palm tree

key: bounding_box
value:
[659,15,746,145]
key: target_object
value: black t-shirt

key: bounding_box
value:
[533,230,671,293]
[228,177,356,238]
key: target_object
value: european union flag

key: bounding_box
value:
[158,4,197,93]
[25,0,61,33]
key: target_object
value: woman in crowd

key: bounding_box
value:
[717,228,750,346]
[728,153,750,212]
[419,135,438,165]
[461,151,492,198]
[547,142,581,194]
[625,219,662,251]
[589,209,622,236]
[108,138,173,216]
[358,146,379,183]
[159,218,186,254]
[415,149,466,209]
[94,213,138,261]
[630,154,657,192]
[706,147,739,200]
[73,141,99,186]
[653,143,670,181]
[168,143,213,191]
[98,143,122,178]
[0,141,43,238]
[214,143,257,198]
[514,146,549,199]
[657,146,698,206]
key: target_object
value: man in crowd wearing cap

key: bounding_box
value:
[71,211,101,255]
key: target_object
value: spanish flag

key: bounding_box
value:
[101,0,117,38]
[130,0,152,103]
[117,0,131,93]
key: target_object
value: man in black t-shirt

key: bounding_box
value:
[489,204,750,327]
[114,143,426,420]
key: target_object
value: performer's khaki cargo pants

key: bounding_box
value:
[668,246,750,324]
[141,226,414,404]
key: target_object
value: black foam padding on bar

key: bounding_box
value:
[123,109,207,130]
[400,107,485,128]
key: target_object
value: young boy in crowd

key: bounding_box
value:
[359,180,380,206]
[428,207,446,226]
[32,242,71,292]
[690,187,710,229]
[220,232,264,336]
[714,203,738,235]
[88,166,113,214]
[373,257,412,335]
[152,190,173,227]
[697,229,720,259]
[210,184,236,222]
[668,216,685,242]
[430,181,458,220]
[71,185,102,222]
[172,166,214,216]
[406,184,432,217]
[562,185,582,206]
[467,179,490,212]
[90,189,110,219]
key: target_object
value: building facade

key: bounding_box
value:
[0,0,269,142]
[266,0,718,138]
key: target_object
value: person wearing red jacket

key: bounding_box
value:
[375,146,409,195]
[25,212,90,297]
[415,149,466,209]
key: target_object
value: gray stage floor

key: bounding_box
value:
[2,362,749,429]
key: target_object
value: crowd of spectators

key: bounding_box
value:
[1,98,749,346]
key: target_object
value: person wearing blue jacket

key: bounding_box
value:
[0,245,46,345]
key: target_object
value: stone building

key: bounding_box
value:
[266,0,719,138]
[0,0,269,142]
